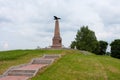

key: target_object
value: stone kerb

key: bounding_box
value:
[43,54,61,59]
[31,58,54,65]
[7,69,36,77]
[0,75,4,79]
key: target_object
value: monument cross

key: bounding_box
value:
[51,16,62,48]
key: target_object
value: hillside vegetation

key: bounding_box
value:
[0,49,120,80]
[0,49,63,74]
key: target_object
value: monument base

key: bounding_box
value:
[51,45,62,49]
[51,16,62,49]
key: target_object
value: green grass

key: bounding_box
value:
[31,50,120,80]
[0,49,120,80]
[0,49,63,74]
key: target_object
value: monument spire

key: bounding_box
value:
[51,16,62,48]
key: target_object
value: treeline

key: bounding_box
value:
[70,26,120,59]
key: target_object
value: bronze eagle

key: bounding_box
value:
[54,16,61,20]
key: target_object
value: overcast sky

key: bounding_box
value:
[0,0,120,51]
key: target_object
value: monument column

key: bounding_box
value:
[51,16,62,48]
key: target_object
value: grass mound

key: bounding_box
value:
[0,49,63,74]
[31,50,120,80]
[0,49,120,80]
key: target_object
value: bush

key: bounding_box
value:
[110,39,120,59]
[97,41,108,55]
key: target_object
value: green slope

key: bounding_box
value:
[0,49,120,80]
[31,50,120,80]
[0,49,63,74]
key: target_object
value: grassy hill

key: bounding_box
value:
[0,49,120,80]
[0,49,63,74]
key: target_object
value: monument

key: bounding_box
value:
[51,16,62,48]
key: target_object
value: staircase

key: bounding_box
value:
[0,54,61,80]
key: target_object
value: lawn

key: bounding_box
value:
[0,49,63,74]
[0,49,120,80]
[31,50,120,80]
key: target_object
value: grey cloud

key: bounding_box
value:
[0,0,120,50]
[0,16,12,23]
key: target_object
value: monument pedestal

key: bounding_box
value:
[51,16,62,49]
[52,37,62,48]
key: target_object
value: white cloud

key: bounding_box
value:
[3,42,8,49]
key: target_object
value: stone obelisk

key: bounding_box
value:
[51,16,62,48]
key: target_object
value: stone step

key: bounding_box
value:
[0,76,29,80]
[8,70,36,73]
[8,73,33,76]
[32,59,54,64]
[43,54,61,59]
[7,70,36,77]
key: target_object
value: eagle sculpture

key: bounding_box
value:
[54,16,61,20]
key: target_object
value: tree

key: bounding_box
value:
[71,26,99,54]
[70,41,76,49]
[110,39,120,59]
[98,41,108,55]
